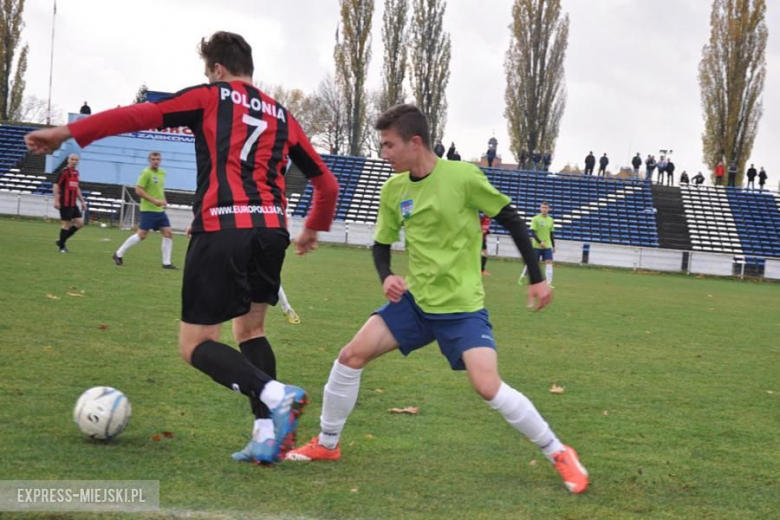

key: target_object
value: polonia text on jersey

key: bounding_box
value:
[219,88,286,122]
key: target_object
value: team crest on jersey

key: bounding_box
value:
[152,176,159,183]
[400,199,414,219]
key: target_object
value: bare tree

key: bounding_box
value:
[409,0,450,143]
[19,94,62,124]
[504,0,569,163]
[699,0,767,185]
[380,0,409,111]
[362,89,383,156]
[256,81,318,137]
[0,0,27,121]
[335,0,374,156]
[310,74,348,155]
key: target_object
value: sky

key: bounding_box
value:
[23,0,780,184]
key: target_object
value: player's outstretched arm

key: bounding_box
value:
[492,204,552,311]
[25,126,72,154]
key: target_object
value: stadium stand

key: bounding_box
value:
[291,156,659,247]
[725,188,780,258]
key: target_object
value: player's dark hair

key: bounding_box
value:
[375,104,431,149]
[199,31,254,77]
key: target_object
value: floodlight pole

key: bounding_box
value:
[46,1,57,125]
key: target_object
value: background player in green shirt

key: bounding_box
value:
[287,105,589,494]
[112,151,177,269]
[520,202,555,286]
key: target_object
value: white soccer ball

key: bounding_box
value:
[100,223,108,228]
[73,387,132,440]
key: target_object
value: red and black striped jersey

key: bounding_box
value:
[68,81,338,233]
[55,167,81,208]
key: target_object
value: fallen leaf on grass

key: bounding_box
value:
[350,488,358,493]
[529,459,538,467]
[43,345,53,352]
[66,292,85,298]
[388,407,419,415]
[374,388,384,394]
[549,384,565,394]
[602,410,609,416]
[46,294,60,300]
[97,324,109,330]
[364,434,374,441]
[161,431,175,438]
[151,434,161,442]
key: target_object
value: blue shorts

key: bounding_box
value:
[139,211,171,231]
[536,248,553,262]
[375,292,496,371]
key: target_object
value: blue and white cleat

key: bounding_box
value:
[231,438,278,465]
[270,385,308,462]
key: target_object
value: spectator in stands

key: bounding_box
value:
[632,153,642,178]
[480,212,491,275]
[656,156,667,184]
[714,161,725,186]
[666,159,675,186]
[727,161,738,187]
[692,171,705,186]
[645,155,656,182]
[520,201,555,287]
[486,146,496,167]
[519,149,528,170]
[531,150,542,171]
[758,167,767,190]
[25,31,339,465]
[542,151,552,171]
[446,142,456,160]
[434,140,445,158]
[746,164,757,189]
[53,154,87,253]
[679,171,690,186]
[584,151,595,175]
[79,102,91,115]
[112,151,177,269]
[598,153,609,176]
[452,149,461,161]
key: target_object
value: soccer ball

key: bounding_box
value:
[100,223,108,228]
[73,387,132,440]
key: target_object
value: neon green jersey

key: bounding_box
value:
[531,214,554,249]
[374,159,510,313]
[137,167,166,213]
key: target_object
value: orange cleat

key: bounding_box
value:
[552,445,589,494]
[285,437,341,462]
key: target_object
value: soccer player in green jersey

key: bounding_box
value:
[520,202,555,286]
[287,105,589,494]
[112,152,177,269]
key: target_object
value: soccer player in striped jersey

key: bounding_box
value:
[25,31,339,465]
[53,154,87,253]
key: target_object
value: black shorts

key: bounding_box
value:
[59,207,82,221]
[181,227,290,325]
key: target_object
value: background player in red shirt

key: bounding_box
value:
[480,212,491,275]
[53,153,87,253]
[25,31,339,465]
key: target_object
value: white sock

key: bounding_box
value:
[278,286,291,312]
[488,382,564,462]
[319,360,363,449]
[162,237,173,265]
[252,418,274,442]
[259,380,286,410]
[520,266,527,279]
[117,234,141,257]
[546,264,554,285]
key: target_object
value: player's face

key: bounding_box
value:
[541,204,549,216]
[379,128,420,173]
[67,155,79,168]
[149,155,161,169]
